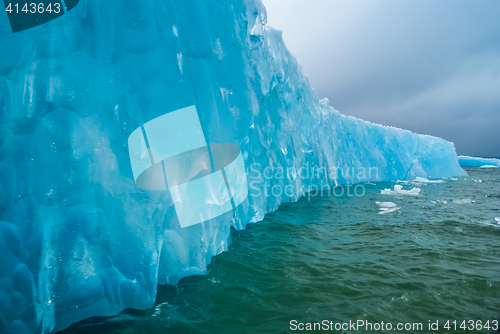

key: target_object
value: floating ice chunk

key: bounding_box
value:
[376,201,400,214]
[453,199,473,204]
[496,218,500,224]
[379,207,400,215]
[376,202,398,208]
[480,165,499,168]
[381,185,421,196]
[414,177,445,183]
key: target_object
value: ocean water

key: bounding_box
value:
[62,167,500,334]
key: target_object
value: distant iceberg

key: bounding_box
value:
[0,0,467,332]
[458,156,500,168]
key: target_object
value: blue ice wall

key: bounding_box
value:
[0,0,466,332]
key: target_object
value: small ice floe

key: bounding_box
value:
[496,217,500,224]
[376,201,397,208]
[376,202,400,214]
[450,178,458,181]
[379,207,400,214]
[414,177,445,184]
[453,198,474,204]
[474,179,483,183]
[381,185,421,196]
[480,165,499,168]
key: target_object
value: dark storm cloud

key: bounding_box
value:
[264,0,500,157]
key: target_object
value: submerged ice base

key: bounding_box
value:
[0,0,466,332]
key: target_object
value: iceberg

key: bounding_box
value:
[458,156,500,168]
[0,0,466,332]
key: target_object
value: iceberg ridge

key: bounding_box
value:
[458,156,500,168]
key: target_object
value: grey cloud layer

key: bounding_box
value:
[264,0,500,157]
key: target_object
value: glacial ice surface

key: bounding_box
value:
[459,156,500,168]
[0,0,466,332]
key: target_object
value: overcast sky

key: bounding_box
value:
[263,0,500,158]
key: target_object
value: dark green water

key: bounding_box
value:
[63,168,500,334]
